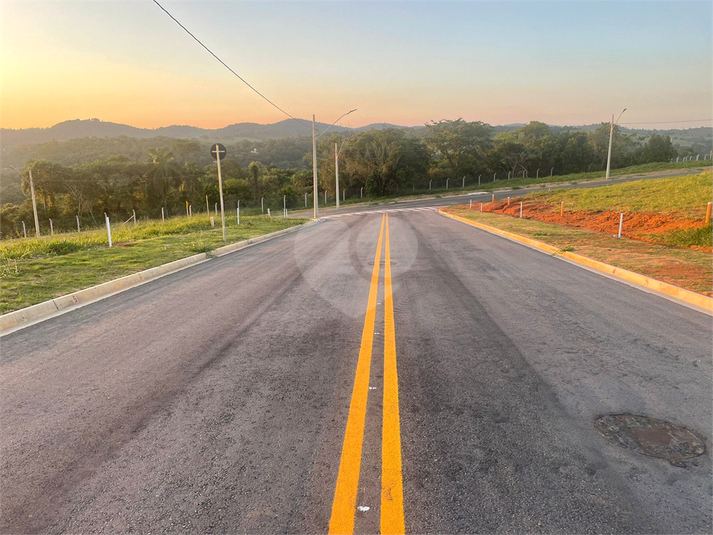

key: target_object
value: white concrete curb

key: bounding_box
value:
[0,220,319,334]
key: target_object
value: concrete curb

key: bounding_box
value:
[438,210,713,314]
[0,220,319,334]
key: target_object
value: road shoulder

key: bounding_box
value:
[438,209,712,315]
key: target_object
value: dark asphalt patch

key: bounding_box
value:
[595,414,706,467]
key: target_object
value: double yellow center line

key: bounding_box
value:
[329,214,405,535]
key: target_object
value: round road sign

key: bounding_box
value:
[210,143,227,160]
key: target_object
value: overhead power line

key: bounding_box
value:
[152,0,310,130]
[621,119,712,125]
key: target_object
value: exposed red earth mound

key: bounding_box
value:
[483,200,711,253]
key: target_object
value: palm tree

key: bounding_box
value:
[147,147,181,215]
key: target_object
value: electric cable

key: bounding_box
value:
[152,0,310,130]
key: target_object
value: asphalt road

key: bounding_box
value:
[1,209,711,534]
[293,166,709,219]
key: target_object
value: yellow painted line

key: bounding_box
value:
[439,210,713,314]
[329,214,386,534]
[381,214,406,534]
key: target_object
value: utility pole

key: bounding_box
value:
[606,108,626,180]
[335,142,340,208]
[312,115,319,218]
[311,109,356,218]
[216,152,226,241]
[210,143,227,241]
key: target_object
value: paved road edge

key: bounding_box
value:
[438,210,713,314]
[0,220,320,334]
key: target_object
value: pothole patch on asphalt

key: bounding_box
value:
[595,414,706,467]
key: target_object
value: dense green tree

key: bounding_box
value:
[343,129,429,196]
[588,123,639,170]
[560,132,597,173]
[147,147,182,215]
[171,139,201,164]
[425,119,492,180]
[640,134,676,163]
[491,140,531,177]
[23,160,71,209]
[247,161,263,202]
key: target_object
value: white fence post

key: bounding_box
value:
[618,213,624,238]
[105,214,113,247]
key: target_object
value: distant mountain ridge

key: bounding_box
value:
[0,118,411,151]
[2,118,709,153]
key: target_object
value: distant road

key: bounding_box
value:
[1,208,710,533]
[295,166,709,218]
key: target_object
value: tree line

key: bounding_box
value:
[0,119,685,238]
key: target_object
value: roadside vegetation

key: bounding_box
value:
[0,215,304,313]
[523,170,712,216]
[3,118,710,239]
[350,160,709,207]
[443,172,712,295]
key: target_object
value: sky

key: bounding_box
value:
[1,0,711,131]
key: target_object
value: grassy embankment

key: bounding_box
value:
[443,171,713,296]
[322,160,711,209]
[0,215,305,313]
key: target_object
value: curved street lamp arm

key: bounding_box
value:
[615,108,627,125]
[316,109,357,140]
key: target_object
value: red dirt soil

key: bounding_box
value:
[480,200,711,252]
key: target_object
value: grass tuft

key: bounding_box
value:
[662,224,713,248]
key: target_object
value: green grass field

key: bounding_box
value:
[1,215,305,313]
[444,172,713,295]
[525,171,712,216]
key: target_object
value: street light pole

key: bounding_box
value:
[312,109,356,219]
[335,142,340,208]
[605,108,626,180]
[335,139,349,209]
[8,166,40,237]
[312,115,319,218]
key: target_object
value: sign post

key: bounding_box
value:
[210,143,227,242]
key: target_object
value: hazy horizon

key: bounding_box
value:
[3,116,711,133]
